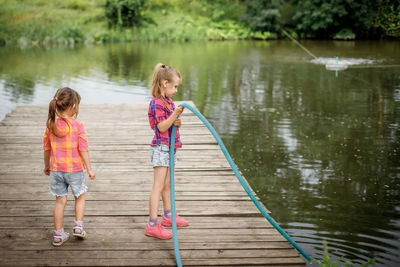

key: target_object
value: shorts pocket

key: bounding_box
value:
[159,144,170,152]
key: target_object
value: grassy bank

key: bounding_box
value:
[0,0,104,45]
[0,0,274,45]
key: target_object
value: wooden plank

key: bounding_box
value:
[0,249,301,259]
[0,228,287,242]
[1,241,294,251]
[0,258,305,267]
[0,136,218,145]
[0,193,254,201]
[0,170,236,177]
[0,173,239,181]
[0,216,272,229]
[0,201,264,217]
[0,183,248,192]
[0,144,224,152]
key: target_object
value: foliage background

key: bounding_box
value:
[0,0,398,45]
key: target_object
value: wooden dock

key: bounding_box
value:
[0,102,306,266]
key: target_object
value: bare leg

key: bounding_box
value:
[161,168,171,212]
[74,194,85,221]
[149,167,168,219]
[54,196,67,230]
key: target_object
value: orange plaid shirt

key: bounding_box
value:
[43,118,88,173]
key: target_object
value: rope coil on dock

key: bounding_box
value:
[169,103,311,266]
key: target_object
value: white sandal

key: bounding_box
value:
[52,231,70,246]
[73,225,87,239]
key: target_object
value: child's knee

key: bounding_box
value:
[162,184,170,192]
[153,184,164,194]
[74,193,85,201]
[56,196,67,206]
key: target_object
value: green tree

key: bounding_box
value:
[105,0,148,28]
[241,0,283,32]
[183,0,244,21]
[288,0,381,38]
[375,0,400,38]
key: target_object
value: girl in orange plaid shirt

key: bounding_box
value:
[43,87,96,246]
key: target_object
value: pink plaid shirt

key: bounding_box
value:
[43,118,88,172]
[148,97,182,148]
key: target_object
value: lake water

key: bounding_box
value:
[1,40,399,266]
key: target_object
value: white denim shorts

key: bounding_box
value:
[49,171,87,197]
[150,144,177,167]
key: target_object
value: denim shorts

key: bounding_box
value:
[49,171,87,197]
[150,144,177,167]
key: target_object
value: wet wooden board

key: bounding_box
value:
[0,103,306,266]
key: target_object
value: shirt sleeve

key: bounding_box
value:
[43,128,51,151]
[152,99,167,123]
[78,122,89,152]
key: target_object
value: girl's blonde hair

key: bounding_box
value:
[151,63,181,99]
[47,87,81,137]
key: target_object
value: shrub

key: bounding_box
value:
[333,28,356,40]
[241,0,282,33]
[312,240,376,267]
[105,0,148,28]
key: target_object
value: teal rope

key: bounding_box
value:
[169,103,311,265]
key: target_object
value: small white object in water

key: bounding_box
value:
[325,56,348,71]
[326,56,348,71]
[311,56,375,72]
[325,63,348,71]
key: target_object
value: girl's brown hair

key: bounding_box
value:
[47,87,81,137]
[151,63,181,100]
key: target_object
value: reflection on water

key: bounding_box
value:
[0,41,399,266]
[0,45,151,121]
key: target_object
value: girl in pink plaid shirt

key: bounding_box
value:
[43,87,96,246]
[145,63,189,239]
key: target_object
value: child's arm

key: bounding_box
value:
[157,107,184,133]
[173,118,181,128]
[43,150,50,176]
[80,151,96,179]
[43,128,51,175]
